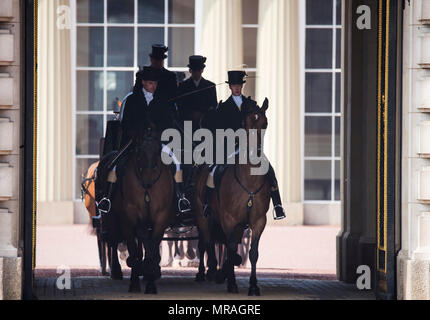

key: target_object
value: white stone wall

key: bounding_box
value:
[0,0,22,300]
[398,0,430,300]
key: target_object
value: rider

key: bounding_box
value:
[201,70,286,220]
[148,44,178,101]
[176,55,218,131]
[97,66,191,214]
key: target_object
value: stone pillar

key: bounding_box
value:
[200,0,243,101]
[397,0,430,300]
[337,0,378,284]
[37,0,73,225]
[255,0,303,225]
[0,0,23,300]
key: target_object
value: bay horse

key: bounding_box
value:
[111,118,175,293]
[195,99,271,296]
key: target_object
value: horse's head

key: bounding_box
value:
[134,117,162,170]
[243,98,268,149]
[243,98,268,131]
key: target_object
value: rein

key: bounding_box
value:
[133,142,164,209]
[81,169,97,202]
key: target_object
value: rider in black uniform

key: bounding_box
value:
[202,71,286,220]
[97,66,191,214]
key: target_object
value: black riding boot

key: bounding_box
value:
[175,182,192,213]
[267,165,286,220]
[202,186,215,218]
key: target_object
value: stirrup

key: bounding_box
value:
[97,197,111,214]
[273,205,286,220]
[178,196,191,214]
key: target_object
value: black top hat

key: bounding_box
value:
[149,44,168,60]
[136,66,161,81]
[187,55,207,70]
[226,70,247,84]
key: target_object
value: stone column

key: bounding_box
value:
[337,0,378,284]
[0,0,22,300]
[200,0,243,101]
[37,0,73,224]
[255,0,303,225]
[397,0,430,300]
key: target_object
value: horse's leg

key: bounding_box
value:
[96,230,108,276]
[136,238,144,277]
[122,218,141,292]
[225,240,239,293]
[215,244,227,284]
[224,224,245,293]
[248,217,266,296]
[110,242,123,280]
[195,238,206,282]
[142,223,165,294]
[125,237,141,292]
[205,242,217,281]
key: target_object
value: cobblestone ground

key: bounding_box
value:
[34,275,375,300]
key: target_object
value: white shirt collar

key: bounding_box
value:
[232,94,243,109]
[142,87,154,105]
[193,78,201,87]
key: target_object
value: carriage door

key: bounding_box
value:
[375,0,403,300]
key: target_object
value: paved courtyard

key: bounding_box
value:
[36,224,339,271]
[34,275,374,300]
[33,224,375,300]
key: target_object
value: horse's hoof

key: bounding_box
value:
[215,269,226,284]
[205,269,217,282]
[128,282,141,293]
[145,282,157,294]
[101,270,110,276]
[111,269,123,280]
[227,283,239,294]
[248,286,260,296]
[233,254,242,267]
[195,272,205,282]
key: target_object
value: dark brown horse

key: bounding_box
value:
[111,119,175,293]
[195,99,271,296]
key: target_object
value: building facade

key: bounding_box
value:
[36,0,343,227]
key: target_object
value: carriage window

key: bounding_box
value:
[303,0,341,202]
[73,0,196,199]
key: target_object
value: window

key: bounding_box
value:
[242,0,258,98]
[303,0,341,202]
[73,0,196,199]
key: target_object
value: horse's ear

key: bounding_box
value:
[261,98,269,112]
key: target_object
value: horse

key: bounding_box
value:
[194,98,271,296]
[81,160,124,280]
[111,118,175,293]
